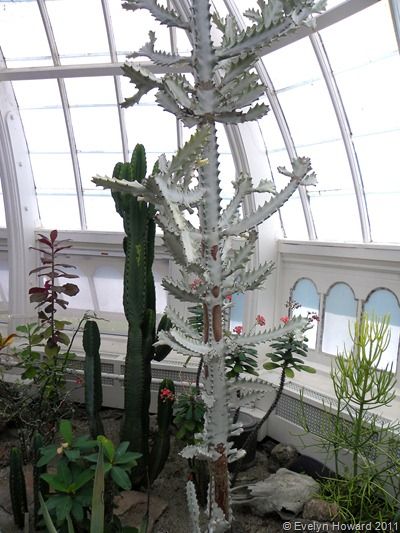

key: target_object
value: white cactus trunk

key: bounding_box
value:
[94,0,325,530]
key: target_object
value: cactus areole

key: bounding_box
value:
[94,0,324,529]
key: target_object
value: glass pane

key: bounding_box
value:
[84,194,124,232]
[230,293,245,330]
[263,38,323,90]
[0,2,51,66]
[355,131,400,243]
[65,77,117,106]
[30,154,76,191]
[37,195,81,230]
[70,107,122,153]
[306,141,361,242]
[12,79,61,109]
[67,267,94,310]
[20,109,70,153]
[320,1,400,245]
[124,104,177,155]
[321,1,397,72]
[79,153,124,190]
[0,256,9,304]
[292,278,319,349]
[93,266,123,314]
[364,289,400,370]
[278,81,341,147]
[108,0,171,60]
[46,0,110,64]
[322,283,357,355]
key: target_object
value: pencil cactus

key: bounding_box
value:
[94,0,324,529]
[83,320,104,439]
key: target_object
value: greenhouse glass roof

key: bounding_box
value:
[0,0,399,242]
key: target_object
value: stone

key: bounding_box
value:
[114,490,168,532]
[268,443,299,472]
[303,498,340,521]
[233,468,319,518]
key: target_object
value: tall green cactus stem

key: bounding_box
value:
[94,0,324,528]
[112,145,156,482]
[9,447,27,529]
[33,432,48,528]
[83,320,104,438]
[149,378,175,484]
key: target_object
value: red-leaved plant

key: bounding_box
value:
[28,230,79,356]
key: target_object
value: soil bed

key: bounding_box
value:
[0,405,285,532]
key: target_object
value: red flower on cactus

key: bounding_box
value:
[225,295,232,302]
[190,278,203,290]
[233,325,243,335]
[280,316,289,325]
[75,375,84,385]
[256,314,266,326]
[160,387,175,402]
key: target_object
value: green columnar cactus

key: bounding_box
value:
[112,144,157,483]
[83,320,104,439]
[149,378,175,483]
[94,0,324,529]
[9,447,27,529]
[33,432,48,528]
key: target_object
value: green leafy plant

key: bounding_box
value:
[38,420,141,531]
[174,386,206,445]
[302,314,399,523]
[17,230,79,401]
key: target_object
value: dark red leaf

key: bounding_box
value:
[30,247,52,255]
[38,311,48,321]
[57,272,79,279]
[61,283,80,296]
[37,237,52,247]
[55,299,69,309]
[54,245,72,253]
[50,230,58,242]
[29,287,47,294]
[30,293,48,303]
[29,266,51,275]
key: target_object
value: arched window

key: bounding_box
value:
[322,282,357,355]
[291,278,319,349]
[364,289,400,370]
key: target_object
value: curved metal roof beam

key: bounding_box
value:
[37,0,87,229]
[389,0,400,54]
[309,32,371,243]
[101,0,129,162]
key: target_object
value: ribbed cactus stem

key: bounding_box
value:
[33,432,48,528]
[149,379,175,484]
[83,320,104,438]
[9,447,27,529]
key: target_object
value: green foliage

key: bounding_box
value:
[263,329,316,378]
[9,447,27,529]
[225,345,258,380]
[302,314,399,523]
[83,320,104,439]
[174,387,206,445]
[33,431,48,528]
[38,420,141,531]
